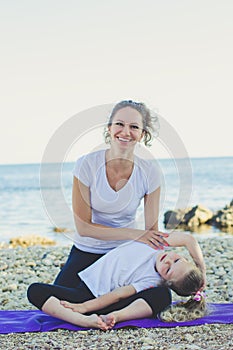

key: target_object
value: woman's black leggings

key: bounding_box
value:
[27,245,171,317]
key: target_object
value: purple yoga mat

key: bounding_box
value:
[0,303,232,334]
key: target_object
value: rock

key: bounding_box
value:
[184,205,213,227]
[184,333,195,342]
[2,283,18,292]
[1,298,10,306]
[9,234,56,248]
[139,337,154,345]
[208,201,233,228]
[53,227,72,233]
[164,208,191,228]
[164,205,213,228]
[0,263,8,271]
[0,242,10,249]
[164,201,233,231]
[25,261,37,267]
[42,259,53,266]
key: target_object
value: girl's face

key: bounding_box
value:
[108,107,144,150]
[156,251,193,282]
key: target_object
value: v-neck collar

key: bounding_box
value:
[103,150,135,193]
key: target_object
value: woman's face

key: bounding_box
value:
[108,107,144,149]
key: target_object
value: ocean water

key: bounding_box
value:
[0,157,232,245]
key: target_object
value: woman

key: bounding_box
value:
[28,100,171,315]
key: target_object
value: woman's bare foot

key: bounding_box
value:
[60,300,85,313]
[100,313,117,329]
[60,300,73,308]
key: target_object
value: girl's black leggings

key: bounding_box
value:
[27,245,171,317]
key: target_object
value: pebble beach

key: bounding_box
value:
[0,235,233,350]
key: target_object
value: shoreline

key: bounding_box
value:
[0,236,232,349]
[1,228,232,250]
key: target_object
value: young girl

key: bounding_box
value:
[28,232,207,329]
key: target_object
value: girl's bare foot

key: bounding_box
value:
[85,314,108,330]
[100,313,117,329]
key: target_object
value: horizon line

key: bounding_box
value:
[1,155,232,166]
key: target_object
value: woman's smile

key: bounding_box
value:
[117,137,132,143]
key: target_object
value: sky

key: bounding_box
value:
[0,0,233,164]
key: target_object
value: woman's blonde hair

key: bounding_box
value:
[104,100,159,146]
[159,266,207,322]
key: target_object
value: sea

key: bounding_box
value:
[0,157,232,245]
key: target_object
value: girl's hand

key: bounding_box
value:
[138,230,169,249]
[199,272,207,291]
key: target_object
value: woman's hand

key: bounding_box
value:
[138,230,169,249]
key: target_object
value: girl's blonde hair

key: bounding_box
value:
[159,294,207,322]
[104,100,159,146]
[168,266,204,297]
[159,266,207,322]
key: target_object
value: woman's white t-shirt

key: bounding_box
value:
[72,149,161,253]
[79,241,162,296]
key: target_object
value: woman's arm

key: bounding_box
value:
[72,177,168,248]
[61,285,136,313]
[142,188,170,248]
[144,187,160,232]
